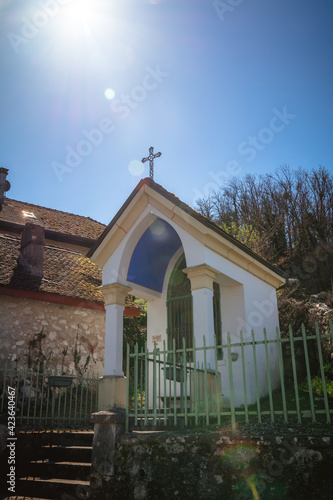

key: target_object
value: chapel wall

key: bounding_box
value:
[0,294,105,375]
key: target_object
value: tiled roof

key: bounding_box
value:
[0,198,105,239]
[0,234,104,303]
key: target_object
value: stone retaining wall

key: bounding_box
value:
[0,294,105,375]
[112,432,332,499]
[89,412,333,500]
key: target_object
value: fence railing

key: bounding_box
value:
[0,363,99,428]
[125,322,333,433]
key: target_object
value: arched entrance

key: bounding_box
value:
[167,253,223,358]
[167,254,193,352]
[127,217,182,292]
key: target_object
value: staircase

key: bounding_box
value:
[2,430,94,500]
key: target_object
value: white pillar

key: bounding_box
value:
[184,264,218,370]
[101,283,132,376]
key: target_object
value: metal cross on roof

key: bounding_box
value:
[141,147,162,180]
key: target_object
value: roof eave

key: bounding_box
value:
[87,178,149,260]
[87,177,287,284]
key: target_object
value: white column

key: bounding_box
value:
[101,283,132,376]
[184,264,218,370]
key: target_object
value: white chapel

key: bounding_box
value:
[88,176,287,409]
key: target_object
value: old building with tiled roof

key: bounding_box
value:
[1,197,105,240]
[0,169,109,373]
[0,233,104,302]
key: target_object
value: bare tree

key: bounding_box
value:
[196,165,333,292]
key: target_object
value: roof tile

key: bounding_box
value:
[0,198,105,239]
[0,234,104,303]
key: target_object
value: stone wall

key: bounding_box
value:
[112,433,333,500]
[0,294,105,375]
[89,412,333,500]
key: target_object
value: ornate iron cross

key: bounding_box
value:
[141,147,162,180]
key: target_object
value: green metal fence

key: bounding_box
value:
[126,322,333,433]
[0,362,99,428]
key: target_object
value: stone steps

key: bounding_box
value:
[22,458,92,479]
[2,430,94,500]
[15,476,91,499]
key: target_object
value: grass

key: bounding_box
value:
[247,377,333,414]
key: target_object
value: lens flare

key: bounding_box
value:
[128,160,144,177]
[221,443,258,470]
[105,88,116,100]
[149,219,167,237]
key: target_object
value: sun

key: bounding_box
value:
[62,0,98,37]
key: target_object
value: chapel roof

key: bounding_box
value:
[88,178,288,280]
[0,233,104,303]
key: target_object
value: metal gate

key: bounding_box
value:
[0,362,99,428]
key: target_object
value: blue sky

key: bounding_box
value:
[1,0,332,225]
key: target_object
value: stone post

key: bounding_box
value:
[90,410,126,498]
[0,167,10,208]
[98,283,132,410]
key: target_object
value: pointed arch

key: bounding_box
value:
[167,253,223,358]
[167,253,193,352]
[127,217,182,293]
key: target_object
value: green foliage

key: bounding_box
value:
[302,376,333,399]
[221,221,262,253]
[324,363,333,380]
[128,385,145,410]
[123,313,147,349]
[297,341,333,400]
[123,300,147,376]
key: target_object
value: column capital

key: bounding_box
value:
[101,283,132,306]
[183,264,219,291]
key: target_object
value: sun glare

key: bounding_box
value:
[62,0,97,37]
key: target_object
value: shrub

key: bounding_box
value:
[309,376,333,399]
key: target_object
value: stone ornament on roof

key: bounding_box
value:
[0,168,10,211]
